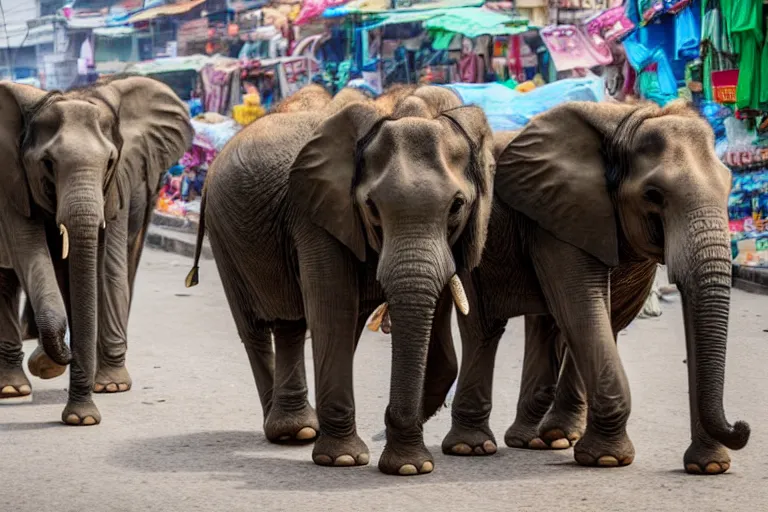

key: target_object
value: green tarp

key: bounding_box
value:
[424,8,529,38]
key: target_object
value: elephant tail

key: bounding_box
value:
[185,191,207,288]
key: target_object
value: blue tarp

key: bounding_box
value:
[444,76,606,131]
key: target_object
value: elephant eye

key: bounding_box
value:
[366,198,380,220]
[643,188,664,206]
[42,158,54,175]
[449,197,465,215]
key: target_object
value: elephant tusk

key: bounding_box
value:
[59,224,69,260]
[450,274,469,315]
[367,303,389,332]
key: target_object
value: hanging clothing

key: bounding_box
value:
[720,0,763,109]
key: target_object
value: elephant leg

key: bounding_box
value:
[504,314,562,449]
[20,297,38,340]
[126,191,153,306]
[0,268,29,398]
[442,277,504,457]
[264,318,319,443]
[422,287,458,421]
[537,345,587,448]
[26,237,72,381]
[94,208,132,393]
[532,230,634,467]
[298,235,368,468]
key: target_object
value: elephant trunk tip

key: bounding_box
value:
[37,317,72,366]
[709,420,750,451]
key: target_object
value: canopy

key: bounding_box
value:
[124,55,238,75]
[323,0,483,18]
[125,0,206,23]
[424,8,529,37]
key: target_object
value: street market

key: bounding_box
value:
[0,1,766,511]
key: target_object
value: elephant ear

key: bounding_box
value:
[97,76,193,205]
[289,102,382,262]
[494,102,633,267]
[0,81,48,218]
[441,106,496,271]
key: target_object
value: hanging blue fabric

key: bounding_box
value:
[675,6,701,60]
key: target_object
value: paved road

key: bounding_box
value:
[2,249,766,512]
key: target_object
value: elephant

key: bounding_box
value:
[433,100,750,474]
[187,85,495,475]
[0,76,192,424]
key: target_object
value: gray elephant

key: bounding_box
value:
[0,76,192,424]
[436,100,749,474]
[187,85,494,475]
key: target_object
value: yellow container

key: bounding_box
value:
[232,104,266,126]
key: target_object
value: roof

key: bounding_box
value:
[125,0,206,23]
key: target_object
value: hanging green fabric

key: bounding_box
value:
[762,32,768,106]
[722,0,763,109]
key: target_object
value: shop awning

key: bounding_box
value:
[93,26,138,37]
[323,0,483,19]
[424,8,529,37]
[125,0,206,23]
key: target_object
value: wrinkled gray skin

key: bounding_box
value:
[189,85,495,475]
[439,101,750,475]
[0,77,192,424]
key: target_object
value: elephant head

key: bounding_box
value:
[289,86,495,459]
[493,101,749,452]
[0,76,191,371]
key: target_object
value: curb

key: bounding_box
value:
[732,264,768,296]
[146,212,212,260]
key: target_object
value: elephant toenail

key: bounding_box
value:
[451,443,472,455]
[81,416,98,426]
[334,455,356,466]
[474,446,484,454]
[295,427,316,441]
[482,441,497,454]
[313,455,333,466]
[528,438,547,449]
[705,462,723,474]
[1,385,16,395]
[106,383,118,392]
[398,464,418,476]
[118,383,130,392]
[550,438,571,450]
[93,383,105,392]
[574,453,594,466]
[685,463,703,474]
[18,385,31,395]
[420,461,434,473]
[64,414,81,425]
[356,453,370,465]
[597,456,619,467]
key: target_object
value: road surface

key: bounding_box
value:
[2,249,766,512]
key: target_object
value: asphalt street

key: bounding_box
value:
[2,249,767,512]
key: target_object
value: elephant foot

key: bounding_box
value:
[312,432,369,467]
[505,418,549,449]
[534,407,587,450]
[0,366,32,398]
[61,400,101,426]
[573,428,634,468]
[378,439,434,476]
[264,402,319,444]
[93,365,132,393]
[683,440,731,475]
[27,346,67,380]
[442,422,497,456]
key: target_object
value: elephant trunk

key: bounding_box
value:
[56,175,104,398]
[378,232,455,441]
[670,208,750,451]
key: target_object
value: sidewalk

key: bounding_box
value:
[732,264,768,295]
[146,211,212,260]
